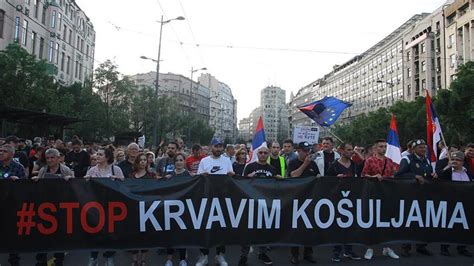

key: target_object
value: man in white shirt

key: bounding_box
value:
[196,138,234,266]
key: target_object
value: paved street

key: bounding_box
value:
[1,244,473,266]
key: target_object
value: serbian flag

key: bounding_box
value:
[426,90,443,169]
[247,116,267,164]
[385,113,402,164]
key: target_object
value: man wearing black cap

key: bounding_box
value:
[196,138,234,266]
[395,139,435,257]
[287,141,319,264]
[5,135,29,175]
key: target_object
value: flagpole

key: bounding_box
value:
[425,89,451,162]
[325,127,344,143]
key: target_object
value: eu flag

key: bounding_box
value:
[298,96,352,127]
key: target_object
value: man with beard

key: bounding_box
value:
[239,146,275,265]
[396,139,435,257]
[185,144,206,175]
[267,141,286,177]
[314,137,340,177]
[156,142,178,178]
[326,143,362,262]
[65,139,90,178]
[196,138,234,266]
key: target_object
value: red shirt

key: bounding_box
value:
[186,155,206,174]
[361,155,399,177]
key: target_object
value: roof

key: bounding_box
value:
[0,107,84,126]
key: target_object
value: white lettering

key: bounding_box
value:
[448,202,469,229]
[425,201,447,228]
[206,198,226,229]
[356,199,374,228]
[164,200,186,230]
[139,201,162,232]
[406,200,424,228]
[186,199,208,230]
[315,199,335,229]
[257,199,281,229]
[292,199,313,229]
[225,198,247,228]
[376,199,390,228]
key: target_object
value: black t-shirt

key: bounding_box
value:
[14,151,29,170]
[233,162,246,176]
[243,162,276,177]
[323,151,335,173]
[326,160,359,177]
[288,158,320,177]
[65,150,90,177]
[117,159,133,178]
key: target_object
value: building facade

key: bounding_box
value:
[198,73,238,142]
[289,14,430,131]
[0,0,95,85]
[261,86,289,142]
[129,72,211,123]
[444,0,474,87]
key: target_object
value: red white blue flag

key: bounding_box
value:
[247,116,267,164]
[426,90,443,169]
[385,113,402,164]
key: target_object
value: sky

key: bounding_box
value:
[75,0,447,121]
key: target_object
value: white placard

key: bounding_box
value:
[293,126,320,145]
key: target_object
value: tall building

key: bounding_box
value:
[129,72,211,123]
[198,73,238,142]
[403,7,448,100]
[0,0,95,86]
[289,14,430,129]
[444,0,474,87]
[261,86,289,142]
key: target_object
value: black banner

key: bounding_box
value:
[1,176,473,253]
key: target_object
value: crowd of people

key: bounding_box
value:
[1,134,473,266]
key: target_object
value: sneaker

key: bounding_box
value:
[87,258,98,266]
[332,254,341,262]
[195,254,208,266]
[343,251,361,260]
[105,257,115,266]
[238,256,248,266]
[179,260,188,266]
[258,253,273,265]
[364,248,373,260]
[383,248,399,259]
[165,259,173,266]
[290,255,299,265]
[215,254,228,266]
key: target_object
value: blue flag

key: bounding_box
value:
[298,96,352,127]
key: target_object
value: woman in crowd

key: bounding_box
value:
[115,148,126,164]
[132,153,155,179]
[165,153,188,266]
[84,147,124,266]
[146,151,157,174]
[233,148,247,176]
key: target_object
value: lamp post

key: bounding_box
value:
[140,15,185,149]
[376,80,395,105]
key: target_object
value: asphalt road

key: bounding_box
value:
[1,244,473,266]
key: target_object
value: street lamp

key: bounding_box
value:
[376,80,395,105]
[141,15,185,149]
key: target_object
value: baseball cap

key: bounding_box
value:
[411,139,426,148]
[297,141,311,150]
[211,138,224,146]
[451,151,465,161]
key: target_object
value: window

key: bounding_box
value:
[58,13,62,30]
[86,45,89,59]
[407,51,411,61]
[421,61,426,72]
[76,36,80,49]
[68,29,72,44]
[34,0,39,18]
[48,41,54,62]
[407,84,412,96]
[63,25,67,40]
[66,56,70,74]
[448,34,455,48]
[31,31,37,55]
[39,37,44,59]
[80,39,84,52]
[51,10,56,28]
[407,67,412,78]
[422,79,426,90]
[420,43,426,53]
[55,43,59,64]
[79,63,83,80]
[60,52,65,71]
[75,61,79,78]
[450,54,456,67]
[21,20,28,46]
[41,7,46,25]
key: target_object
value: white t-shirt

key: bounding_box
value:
[86,164,124,179]
[197,155,234,175]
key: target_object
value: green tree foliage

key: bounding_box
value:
[334,62,474,147]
